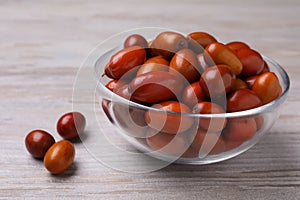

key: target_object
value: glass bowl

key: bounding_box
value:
[94,29,290,165]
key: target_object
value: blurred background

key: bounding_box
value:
[1,0,299,67]
[1,0,299,199]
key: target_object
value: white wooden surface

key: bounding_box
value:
[1,0,300,199]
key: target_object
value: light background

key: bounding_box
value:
[0,0,299,199]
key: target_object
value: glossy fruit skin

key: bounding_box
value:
[144,56,169,65]
[114,84,140,103]
[151,31,188,58]
[57,112,86,140]
[129,71,183,104]
[169,49,200,83]
[192,102,227,132]
[200,65,235,98]
[145,101,194,134]
[245,75,258,88]
[124,34,148,48]
[115,84,130,99]
[196,53,209,73]
[223,117,257,142]
[44,140,75,174]
[252,72,281,104]
[189,128,226,155]
[236,48,264,76]
[136,56,169,76]
[205,42,243,75]
[105,80,126,92]
[181,82,206,108]
[187,32,218,54]
[226,41,250,52]
[25,130,55,159]
[231,78,248,92]
[146,129,187,156]
[226,89,262,112]
[105,46,146,79]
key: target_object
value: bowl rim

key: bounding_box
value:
[95,53,290,119]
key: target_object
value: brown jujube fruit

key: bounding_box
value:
[189,128,226,155]
[169,49,200,83]
[146,129,188,156]
[245,75,258,88]
[129,71,183,104]
[231,78,248,92]
[236,48,264,76]
[114,84,141,103]
[151,31,188,58]
[205,42,243,75]
[252,72,281,104]
[223,118,257,142]
[181,82,206,108]
[226,89,262,112]
[226,41,250,52]
[224,140,243,151]
[192,102,227,132]
[196,53,210,73]
[101,99,114,123]
[124,34,148,48]
[112,103,148,138]
[187,32,218,54]
[57,112,86,140]
[200,65,235,98]
[144,56,169,65]
[136,56,169,76]
[261,61,270,73]
[145,101,194,134]
[25,130,55,159]
[44,140,75,174]
[105,80,126,92]
[105,46,146,79]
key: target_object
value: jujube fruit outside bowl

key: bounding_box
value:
[94,28,290,165]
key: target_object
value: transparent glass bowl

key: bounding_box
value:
[94,31,290,165]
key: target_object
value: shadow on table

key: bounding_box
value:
[48,161,79,180]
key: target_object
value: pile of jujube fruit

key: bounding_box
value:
[25,112,86,174]
[103,31,282,158]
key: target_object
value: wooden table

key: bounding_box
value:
[1,0,300,199]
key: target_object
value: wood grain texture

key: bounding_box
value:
[1,0,300,199]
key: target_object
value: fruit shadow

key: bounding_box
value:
[69,130,90,144]
[49,161,78,180]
